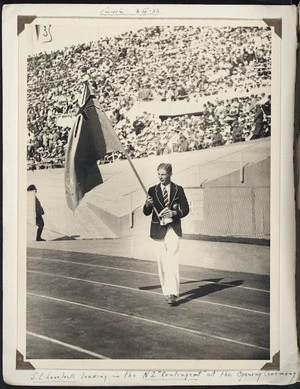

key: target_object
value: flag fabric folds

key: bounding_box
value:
[64,81,123,211]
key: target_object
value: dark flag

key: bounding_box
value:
[65,81,123,211]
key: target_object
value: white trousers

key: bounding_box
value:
[152,227,180,297]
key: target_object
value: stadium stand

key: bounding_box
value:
[27,25,271,169]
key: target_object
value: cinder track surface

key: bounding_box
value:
[26,247,270,360]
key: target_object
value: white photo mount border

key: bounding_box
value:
[3,4,296,386]
[18,14,279,371]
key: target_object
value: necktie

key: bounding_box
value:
[163,186,169,208]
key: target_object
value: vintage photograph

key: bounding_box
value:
[2,3,294,378]
[22,17,275,369]
[1,2,298,385]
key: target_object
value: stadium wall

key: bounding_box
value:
[56,87,271,126]
[194,158,270,239]
[82,158,270,275]
[27,149,270,275]
[87,202,129,237]
[125,87,270,120]
[93,157,270,241]
[203,157,270,188]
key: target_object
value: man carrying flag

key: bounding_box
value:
[64,81,123,211]
[143,163,189,306]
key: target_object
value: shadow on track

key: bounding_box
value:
[177,278,244,305]
[139,278,206,292]
[139,278,244,307]
[53,235,80,241]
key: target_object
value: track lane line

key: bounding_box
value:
[28,292,269,352]
[27,331,110,359]
[27,255,270,294]
[27,269,270,316]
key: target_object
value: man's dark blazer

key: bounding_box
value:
[143,182,189,240]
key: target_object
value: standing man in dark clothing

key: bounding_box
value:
[143,163,189,305]
[262,95,271,116]
[27,184,45,241]
[251,104,264,140]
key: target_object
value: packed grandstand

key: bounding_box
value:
[27,25,272,170]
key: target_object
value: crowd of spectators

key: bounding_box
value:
[108,93,271,161]
[27,126,70,170]
[27,25,272,169]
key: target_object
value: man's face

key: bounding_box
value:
[157,168,171,186]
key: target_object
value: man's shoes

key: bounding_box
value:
[166,295,177,305]
[36,238,46,241]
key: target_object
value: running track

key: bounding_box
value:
[26,247,270,360]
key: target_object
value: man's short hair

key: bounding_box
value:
[27,184,37,191]
[157,163,172,174]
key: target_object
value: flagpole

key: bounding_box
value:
[120,146,161,219]
[124,153,147,195]
[80,80,160,218]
